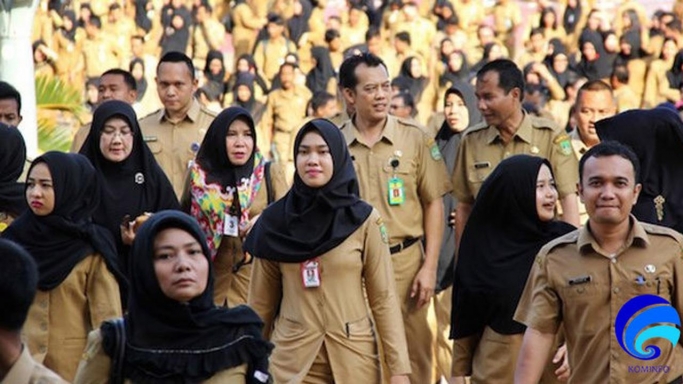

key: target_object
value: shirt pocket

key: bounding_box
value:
[345,316,375,342]
[146,140,163,155]
[559,282,604,335]
[274,316,306,340]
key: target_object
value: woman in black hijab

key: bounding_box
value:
[287,0,312,46]
[245,119,411,383]
[73,210,273,384]
[305,46,337,94]
[395,56,429,103]
[0,123,28,231]
[203,50,227,95]
[449,155,575,383]
[2,151,125,382]
[596,108,683,233]
[231,73,266,126]
[80,100,179,273]
[182,106,288,307]
[576,31,613,81]
[129,58,148,102]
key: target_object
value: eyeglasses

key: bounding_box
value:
[101,129,133,139]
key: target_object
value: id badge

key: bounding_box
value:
[388,177,405,206]
[300,258,321,288]
[223,215,239,237]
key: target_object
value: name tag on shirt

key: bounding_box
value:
[301,258,321,288]
[388,177,405,206]
[224,215,239,237]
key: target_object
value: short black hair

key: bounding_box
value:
[339,52,388,90]
[392,91,415,110]
[267,13,284,26]
[579,140,640,185]
[529,27,545,38]
[395,31,411,45]
[365,26,381,42]
[157,51,195,79]
[279,61,297,75]
[576,79,613,103]
[0,239,38,331]
[611,64,629,84]
[311,91,336,112]
[101,68,137,91]
[325,28,340,43]
[88,15,101,29]
[0,81,21,115]
[476,59,524,101]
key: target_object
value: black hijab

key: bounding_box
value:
[2,152,127,291]
[101,211,272,383]
[233,72,257,112]
[195,106,257,190]
[666,49,683,89]
[60,10,77,42]
[80,101,179,271]
[306,46,336,94]
[451,155,575,338]
[563,0,582,34]
[129,58,148,101]
[204,50,227,86]
[0,124,28,217]
[596,108,683,233]
[440,51,471,87]
[396,56,428,102]
[578,30,613,80]
[436,83,481,143]
[287,0,312,44]
[243,119,373,263]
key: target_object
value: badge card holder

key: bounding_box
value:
[387,157,405,206]
[301,258,321,288]
[223,201,240,237]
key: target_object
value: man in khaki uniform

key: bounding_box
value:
[139,52,216,197]
[392,1,436,64]
[189,3,226,70]
[515,141,683,384]
[338,53,451,384]
[70,69,138,152]
[453,59,580,251]
[0,240,68,383]
[253,14,297,82]
[261,62,311,180]
[82,16,121,80]
[569,80,616,224]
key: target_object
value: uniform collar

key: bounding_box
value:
[343,114,396,146]
[3,345,35,384]
[577,215,650,257]
[485,110,533,145]
[159,98,200,123]
[570,129,590,155]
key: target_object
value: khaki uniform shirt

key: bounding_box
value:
[515,218,683,384]
[3,344,68,384]
[82,35,120,78]
[25,254,122,382]
[74,329,248,383]
[248,209,412,382]
[340,115,452,245]
[615,86,640,113]
[70,122,90,153]
[191,19,226,69]
[261,86,311,162]
[452,112,578,204]
[253,37,297,81]
[569,130,589,225]
[139,99,216,197]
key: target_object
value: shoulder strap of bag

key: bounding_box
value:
[109,318,126,384]
[265,161,274,205]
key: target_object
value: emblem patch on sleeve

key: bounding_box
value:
[554,134,572,156]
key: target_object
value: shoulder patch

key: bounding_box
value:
[139,109,162,121]
[429,141,442,160]
[531,115,561,131]
[554,134,572,156]
[375,216,389,244]
[463,121,489,135]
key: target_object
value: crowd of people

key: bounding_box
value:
[0,0,682,383]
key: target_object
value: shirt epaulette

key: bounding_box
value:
[199,105,218,117]
[530,115,561,132]
[139,109,163,121]
[640,222,683,243]
[461,121,489,136]
[537,229,580,257]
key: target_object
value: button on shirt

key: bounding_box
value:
[514,217,683,384]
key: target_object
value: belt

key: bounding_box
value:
[389,237,420,254]
[670,376,682,384]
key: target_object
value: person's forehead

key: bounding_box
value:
[0,98,19,112]
[476,71,501,90]
[354,64,389,84]
[578,90,614,107]
[157,62,193,79]
[100,74,127,87]
[583,155,635,178]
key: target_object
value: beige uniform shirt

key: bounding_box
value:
[70,122,90,153]
[515,218,683,384]
[340,115,451,245]
[261,86,311,162]
[74,329,248,383]
[82,35,120,79]
[25,254,122,382]
[3,344,68,384]
[248,209,412,382]
[139,99,216,197]
[191,19,226,69]
[252,37,297,81]
[452,112,578,204]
